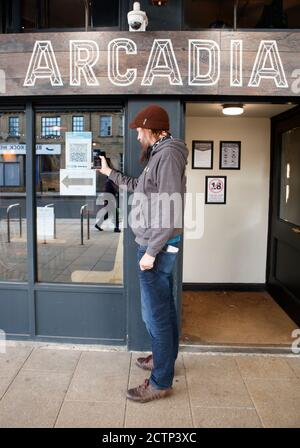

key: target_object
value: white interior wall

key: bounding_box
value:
[183,116,271,284]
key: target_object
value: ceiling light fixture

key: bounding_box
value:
[222,104,244,116]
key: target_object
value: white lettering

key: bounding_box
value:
[24,41,63,86]
[231,40,243,87]
[249,40,288,88]
[189,39,220,86]
[142,39,182,86]
[108,38,137,86]
[70,40,99,86]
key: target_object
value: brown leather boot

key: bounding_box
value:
[127,378,172,403]
[135,354,153,371]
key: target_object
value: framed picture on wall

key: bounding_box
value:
[205,176,227,204]
[220,141,241,170]
[192,140,213,169]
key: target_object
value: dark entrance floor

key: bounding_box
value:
[180,291,298,346]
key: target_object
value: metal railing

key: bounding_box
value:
[7,203,22,243]
[80,204,90,245]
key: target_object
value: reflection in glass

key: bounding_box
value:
[0,112,27,282]
[35,110,124,285]
[184,0,300,29]
[280,127,300,226]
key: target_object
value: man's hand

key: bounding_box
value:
[96,156,112,177]
[139,253,155,271]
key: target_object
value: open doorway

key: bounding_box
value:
[181,102,299,350]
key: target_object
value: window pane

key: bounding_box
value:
[118,115,124,137]
[35,110,124,285]
[21,0,85,30]
[92,0,119,27]
[47,0,85,28]
[280,126,300,226]
[41,116,61,138]
[184,0,235,29]
[8,117,20,137]
[184,0,300,29]
[237,0,290,28]
[100,116,112,137]
[72,116,84,133]
[21,0,120,30]
[284,0,300,28]
[21,0,38,30]
[0,111,27,282]
[4,163,20,186]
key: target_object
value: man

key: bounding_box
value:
[98,104,188,403]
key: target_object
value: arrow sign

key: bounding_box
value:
[60,169,96,196]
[62,176,93,188]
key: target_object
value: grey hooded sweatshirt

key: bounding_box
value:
[108,137,188,257]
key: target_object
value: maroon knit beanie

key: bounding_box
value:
[129,104,169,130]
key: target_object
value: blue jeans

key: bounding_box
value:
[136,241,179,390]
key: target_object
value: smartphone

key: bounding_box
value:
[92,150,106,169]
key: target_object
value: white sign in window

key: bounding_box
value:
[60,169,96,196]
[65,132,92,169]
[37,207,55,240]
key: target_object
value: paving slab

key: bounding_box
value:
[191,406,263,428]
[0,370,71,428]
[22,348,81,373]
[0,346,33,377]
[236,356,298,380]
[286,357,300,379]
[55,401,125,428]
[245,377,300,428]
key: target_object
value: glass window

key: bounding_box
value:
[118,115,124,137]
[0,111,27,282]
[41,116,61,139]
[21,0,38,30]
[8,117,20,137]
[3,163,20,186]
[184,0,300,29]
[35,110,124,285]
[100,116,112,137]
[236,0,291,29]
[280,127,300,227]
[41,154,60,173]
[91,0,119,28]
[184,0,235,29]
[20,0,120,31]
[72,116,84,133]
[21,0,85,30]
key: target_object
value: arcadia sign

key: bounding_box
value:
[0,31,299,96]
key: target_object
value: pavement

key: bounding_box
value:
[0,341,300,428]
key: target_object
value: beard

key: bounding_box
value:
[139,140,152,164]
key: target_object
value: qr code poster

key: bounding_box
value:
[65,132,92,169]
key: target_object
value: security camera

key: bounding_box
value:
[128,2,148,32]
